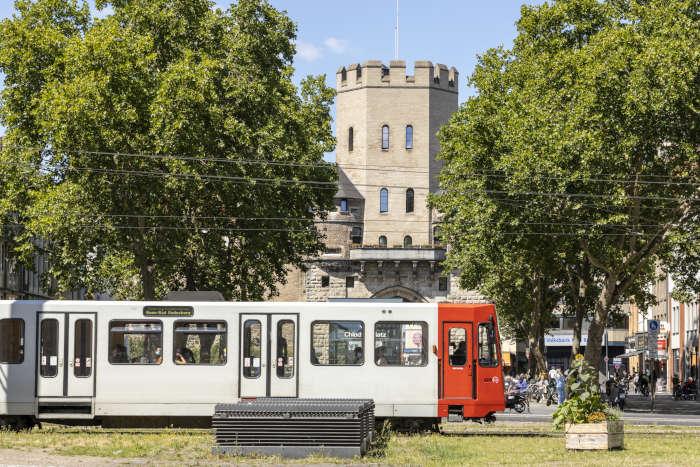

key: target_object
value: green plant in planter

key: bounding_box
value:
[553,354,618,429]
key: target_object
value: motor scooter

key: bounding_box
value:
[504,390,528,413]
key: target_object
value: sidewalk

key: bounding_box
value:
[624,394,700,415]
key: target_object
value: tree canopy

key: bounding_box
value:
[434,0,699,370]
[0,0,337,300]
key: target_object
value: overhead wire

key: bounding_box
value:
[4,144,699,184]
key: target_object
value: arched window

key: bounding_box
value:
[403,235,412,248]
[405,188,414,213]
[381,125,389,150]
[348,127,354,152]
[379,188,389,213]
[378,235,387,247]
[405,125,413,149]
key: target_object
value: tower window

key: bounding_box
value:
[341,68,347,81]
[356,65,362,78]
[379,188,389,213]
[405,125,413,149]
[378,235,387,247]
[381,125,389,150]
[438,276,448,292]
[433,225,442,246]
[346,276,355,288]
[321,276,330,287]
[351,226,362,244]
[405,188,414,213]
[403,235,412,248]
[340,198,348,213]
[348,127,354,152]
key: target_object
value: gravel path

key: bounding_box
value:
[0,449,151,466]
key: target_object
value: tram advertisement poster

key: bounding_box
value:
[143,306,194,317]
[403,327,423,353]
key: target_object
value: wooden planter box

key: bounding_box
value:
[565,420,624,450]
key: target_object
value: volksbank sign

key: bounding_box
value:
[545,334,588,347]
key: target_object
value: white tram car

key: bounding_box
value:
[0,300,505,429]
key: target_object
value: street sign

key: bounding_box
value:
[648,320,659,359]
[603,356,609,363]
[648,320,659,333]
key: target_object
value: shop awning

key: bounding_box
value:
[619,349,644,358]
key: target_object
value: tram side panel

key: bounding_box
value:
[95,305,238,418]
[0,302,36,417]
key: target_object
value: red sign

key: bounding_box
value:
[657,337,667,351]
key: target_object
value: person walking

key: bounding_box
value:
[556,369,566,404]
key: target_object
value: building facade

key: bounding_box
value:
[275,60,487,306]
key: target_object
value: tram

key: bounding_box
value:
[0,300,504,429]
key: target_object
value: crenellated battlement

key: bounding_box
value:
[336,60,458,92]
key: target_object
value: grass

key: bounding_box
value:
[1,423,699,465]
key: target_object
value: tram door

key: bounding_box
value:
[442,322,473,399]
[239,314,298,398]
[37,313,96,398]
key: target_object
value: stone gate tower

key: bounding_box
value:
[275,60,485,304]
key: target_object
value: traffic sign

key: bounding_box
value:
[648,320,659,333]
[603,356,609,363]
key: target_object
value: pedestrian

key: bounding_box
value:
[556,369,566,404]
[548,366,557,382]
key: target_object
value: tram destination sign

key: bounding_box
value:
[143,306,194,317]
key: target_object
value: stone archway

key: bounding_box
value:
[371,285,428,303]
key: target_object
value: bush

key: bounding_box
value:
[552,354,618,429]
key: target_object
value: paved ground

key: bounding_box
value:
[500,394,700,426]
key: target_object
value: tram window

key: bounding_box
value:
[174,321,227,365]
[108,321,163,365]
[243,320,261,378]
[311,321,364,366]
[374,321,427,367]
[276,320,295,378]
[74,319,93,377]
[0,318,24,364]
[40,319,59,377]
[478,323,498,367]
[448,328,467,366]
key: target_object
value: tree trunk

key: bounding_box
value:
[571,278,586,358]
[584,278,617,371]
[137,257,156,300]
[528,278,548,377]
[133,226,156,300]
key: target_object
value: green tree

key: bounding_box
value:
[435,0,699,371]
[0,0,337,300]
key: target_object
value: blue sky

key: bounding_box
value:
[0,1,541,147]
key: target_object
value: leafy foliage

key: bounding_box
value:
[553,355,617,429]
[434,0,700,370]
[0,0,337,299]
